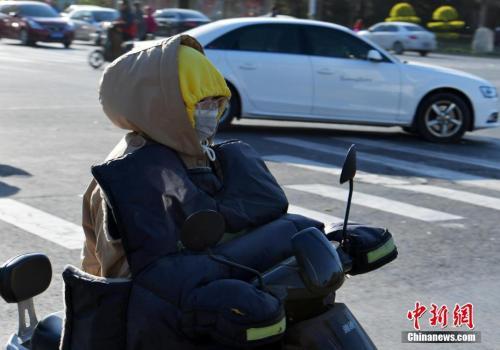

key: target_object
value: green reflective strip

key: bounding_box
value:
[246,317,286,341]
[367,237,395,264]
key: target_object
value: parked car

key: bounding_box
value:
[358,22,436,56]
[185,17,498,142]
[154,8,209,37]
[0,1,74,48]
[63,5,118,43]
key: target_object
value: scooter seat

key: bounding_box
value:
[31,311,63,350]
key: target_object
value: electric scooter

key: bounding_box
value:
[1,145,395,349]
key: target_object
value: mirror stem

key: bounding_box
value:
[342,179,354,250]
[208,250,266,290]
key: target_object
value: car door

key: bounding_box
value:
[216,23,313,116]
[365,24,392,49]
[305,25,401,123]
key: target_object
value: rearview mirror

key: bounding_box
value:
[181,210,225,252]
[367,49,383,62]
[339,145,357,184]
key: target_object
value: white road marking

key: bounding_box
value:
[343,137,500,172]
[0,198,83,250]
[267,154,500,212]
[267,137,500,192]
[265,155,413,186]
[389,184,500,211]
[287,184,462,222]
[288,204,342,225]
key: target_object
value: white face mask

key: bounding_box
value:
[194,107,219,141]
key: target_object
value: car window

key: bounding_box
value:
[371,24,387,32]
[179,11,208,20]
[385,25,399,32]
[0,5,15,14]
[404,25,426,32]
[18,4,59,17]
[207,24,304,55]
[157,11,178,19]
[305,26,387,61]
[93,10,118,22]
[70,10,82,19]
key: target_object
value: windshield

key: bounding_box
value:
[404,25,426,32]
[179,11,209,20]
[19,4,59,18]
[93,10,118,22]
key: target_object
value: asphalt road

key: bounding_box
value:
[1,39,500,349]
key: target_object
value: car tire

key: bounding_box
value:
[393,41,404,55]
[415,92,470,143]
[218,83,240,130]
[419,51,429,57]
[88,49,105,69]
[20,29,34,46]
[63,40,72,49]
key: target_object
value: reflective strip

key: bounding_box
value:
[367,237,396,264]
[246,317,286,341]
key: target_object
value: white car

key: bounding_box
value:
[63,5,118,43]
[185,17,498,142]
[358,22,437,56]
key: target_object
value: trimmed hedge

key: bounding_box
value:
[427,5,465,32]
[385,2,421,24]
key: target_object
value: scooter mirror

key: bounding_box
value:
[181,210,225,252]
[340,145,357,184]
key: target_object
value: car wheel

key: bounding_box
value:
[218,83,240,130]
[20,29,34,46]
[88,49,105,69]
[393,41,404,55]
[419,51,429,57]
[63,40,72,49]
[415,92,470,143]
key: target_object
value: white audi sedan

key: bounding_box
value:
[185,17,498,142]
[358,22,437,56]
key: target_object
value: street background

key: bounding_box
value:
[1,39,500,349]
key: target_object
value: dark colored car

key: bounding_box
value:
[0,1,74,48]
[153,8,209,37]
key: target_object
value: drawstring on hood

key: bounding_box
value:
[98,34,229,168]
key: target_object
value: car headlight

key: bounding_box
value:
[480,86,498,98]
[65,21,75,30]
[27,19,43,30]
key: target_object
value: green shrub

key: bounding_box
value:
[385,2,421,23]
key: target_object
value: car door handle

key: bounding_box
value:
[239,63,256,70]
[317,68,334,75]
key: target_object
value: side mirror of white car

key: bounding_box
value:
[367,50,383,62]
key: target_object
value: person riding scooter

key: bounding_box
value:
[77,34,323,349]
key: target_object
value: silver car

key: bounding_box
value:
[64,5,118,43]
[358,22,437,56]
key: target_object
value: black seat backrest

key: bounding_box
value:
[0,253,52,303]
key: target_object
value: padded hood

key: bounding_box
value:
[98,34,209,164]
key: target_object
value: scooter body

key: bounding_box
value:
[1,145,383,349]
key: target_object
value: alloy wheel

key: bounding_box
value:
[424,100,463,138]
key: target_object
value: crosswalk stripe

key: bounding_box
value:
[265,155,412,186]
[267,137,500,192]
[0,198,83,250]
[343,137,500,172]
[267,154,500,213]
[389,184,500,211]
[288,204,343,224]
[287,184,463,222]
